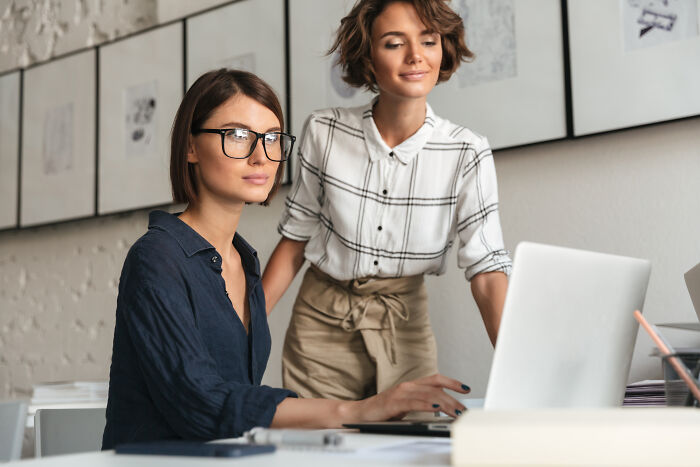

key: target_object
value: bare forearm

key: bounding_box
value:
[270,398,359,429]
[261,237,307,314]
[470,271,508,346]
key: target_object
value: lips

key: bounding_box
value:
[399,70,429,80]
[242,174,269,185]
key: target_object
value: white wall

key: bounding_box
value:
[1,0,700,410]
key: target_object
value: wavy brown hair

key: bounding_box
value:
[170,69,285,206]
[329,0,473,93]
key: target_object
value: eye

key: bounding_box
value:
[385,41,404,49]
[226,128,250,140]
[264,133,280,143]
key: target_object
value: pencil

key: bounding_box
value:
[633,310,700,403]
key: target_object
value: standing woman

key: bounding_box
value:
[263,0,511,401]
[102,69,468,448]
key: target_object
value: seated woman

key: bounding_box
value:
[101,68,469,448]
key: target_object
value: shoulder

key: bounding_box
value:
[120,228,187,289]
[429,113,491,152]
[303,105,366,137]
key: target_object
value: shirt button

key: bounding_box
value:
[211,256,218,263]
[373,260,379,266]
[382,189,387,195]
[377,226,383,231]
[389,152,394,157]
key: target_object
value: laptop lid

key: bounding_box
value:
[484,242,651,409]
[684,262,700,322]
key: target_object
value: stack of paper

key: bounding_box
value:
[623,380,666,407]
[31,381,108,405]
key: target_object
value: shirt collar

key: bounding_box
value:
[148,210,260,276]
[361,97,437,164]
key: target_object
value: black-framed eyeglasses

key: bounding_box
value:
[192,128,296,162]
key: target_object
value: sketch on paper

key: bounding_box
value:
[327,50,359,106]
[452,0,517,87]
[42,103,74,175]
[623,0,699,50]
[219,52,256,73]
[124,81,158,157]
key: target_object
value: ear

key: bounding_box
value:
[186,135,198,163]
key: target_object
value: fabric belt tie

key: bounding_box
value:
[340,291,410,364]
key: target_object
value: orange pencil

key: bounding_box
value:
[633,310,700,403]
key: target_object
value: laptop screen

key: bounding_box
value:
[685,262,700,322]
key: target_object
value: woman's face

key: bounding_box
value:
[370,1,442,100]
[188,94,280,205]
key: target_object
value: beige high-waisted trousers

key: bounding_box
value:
[282,265,438,399]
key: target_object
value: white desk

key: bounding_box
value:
[8,432,451,467]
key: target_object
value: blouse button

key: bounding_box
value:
[389,152,394,157]
[373,260,379,266]
[382,189,388,195]
[377,226,383,231]
[211,256,218,263]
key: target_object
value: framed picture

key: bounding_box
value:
[0,71,20,230]
[568,0,700,136]
[289,0,374,137]
[21,50,96,227]
[98,22,183,215]
[429,0,567,149]
[186,0,287,180]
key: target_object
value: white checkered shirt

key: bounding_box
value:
[278,100,512,281]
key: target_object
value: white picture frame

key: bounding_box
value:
[568,0,700,136]
[0,71,20,230]
[98,22,183,215]
[290,0,567,151]
[21,50,96,227]
[429,0,567,149]
[186,0,287,181]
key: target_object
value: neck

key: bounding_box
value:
[178,196,243,256]
[372,94,427,148]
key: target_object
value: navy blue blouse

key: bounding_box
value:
[102,210,295,449]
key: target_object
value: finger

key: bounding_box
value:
[397,386,467,418]
[413,373,471,394]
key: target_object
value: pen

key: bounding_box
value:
[244,427,344,447]
[633,310,700,403]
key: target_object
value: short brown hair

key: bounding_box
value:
[170,69,285,206]
[329,0,473,93]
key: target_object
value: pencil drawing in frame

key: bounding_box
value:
[20,50,96,227]
[0,71,20,230]
[186,0,289,181]
[98,22,183,215]
[568,0,700,136]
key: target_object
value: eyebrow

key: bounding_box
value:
[220,122,282,132]
[379,29,437,39]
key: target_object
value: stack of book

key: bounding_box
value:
[622,380,666,407]
[26,381,108,427]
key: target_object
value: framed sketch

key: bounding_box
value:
[290,0,567,151]
[429,0,567,149]
[568,0,700,136]
[21,50,96,227]
[99,22,183,215]
[186,0,288,180]
[289,0,374,137]
[0,71,20,230]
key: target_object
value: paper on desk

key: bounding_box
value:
[343,438,451,465]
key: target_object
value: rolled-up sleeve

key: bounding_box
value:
[278,114,323,241]
[456,136,512,281]
[121,259,294,440]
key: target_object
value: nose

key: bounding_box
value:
[405,40,423,64]
[248,136,268,165]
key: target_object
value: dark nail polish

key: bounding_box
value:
[432,403,440,408]
[455,409,462,416]
[461,384,470,391]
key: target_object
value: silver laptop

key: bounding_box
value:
[485,242,651,409]
[685,261,700,322]
[345,242,651,435]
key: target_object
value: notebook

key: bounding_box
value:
[345,242,651,436]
